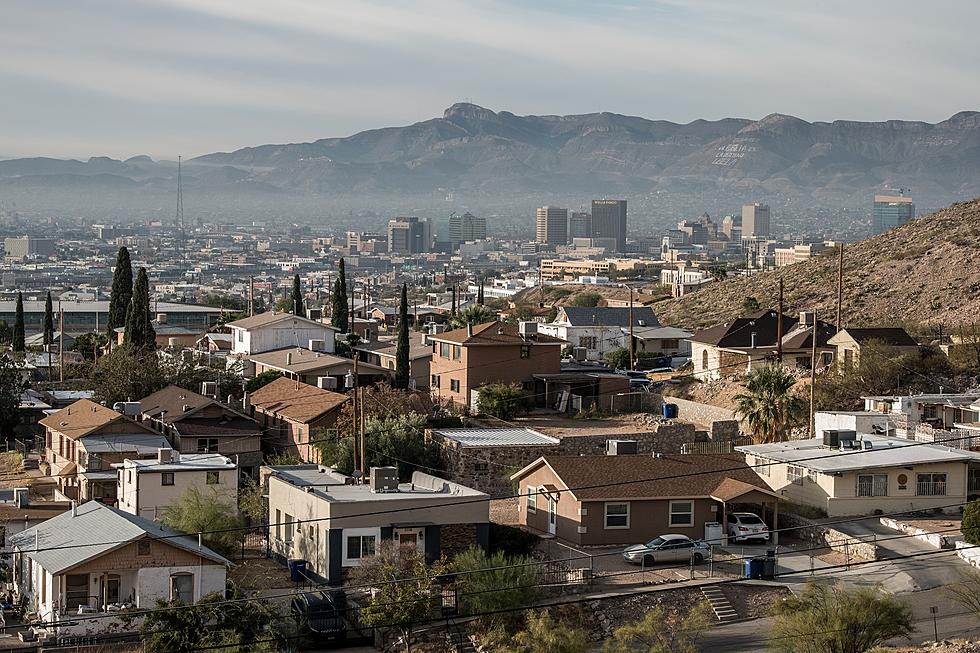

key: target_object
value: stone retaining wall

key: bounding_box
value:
[665,397,741,439]
[779,512,880,561]
[879,517,961,549]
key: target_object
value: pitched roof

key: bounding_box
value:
[39,399,154,440]
[831,328,918,347]
[559,306,660,328]
[248,347,389,375]
[248,377,349,424]
[430,321,565,346]
[691,310,790,348]
[9,501,230,574]
[139,385,215,422]
[514,454,774,501]
[225,311,338,331]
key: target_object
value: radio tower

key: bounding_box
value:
[175,155,185,258]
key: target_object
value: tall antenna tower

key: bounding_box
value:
[175,155,184,256]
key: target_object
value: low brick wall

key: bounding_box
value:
[780,512,880,561]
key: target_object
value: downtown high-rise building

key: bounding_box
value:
[448,212,487,245]
[741,203,771,239]
[569,211,592,240]
[387,216,432,254]
[591,199,627,252]
[872,193,915,234]
[536,206,568,245]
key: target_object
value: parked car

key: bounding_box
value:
[290,590,347,642]
[727,512,769,542]
[622,534,709,566]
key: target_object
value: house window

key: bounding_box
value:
[806,469,818,484]
[857,474,888,497]
[440,343,450,358]
[431,374,440,388]
[661,339,679,350]
[526,487,537,513]
[787,465,804,485]
[922,405,939,420]
[917,473,947,496]
[197,438,219,453]
[450,379,460,393]
[138,540,151,556]
[343,528,380,566]
[520,345,530,359]
[452,345,461,360]
[65,574,89,609]
[669,501,694,527]
[284,514,294,543]
[206,471,220,485]
[275,509,282,541]
[236,330,243,342]
[604,502,630,529]
[170,573,194,604]
[161,472,175,486]
[753,456,770,476]
[579,336,597,349]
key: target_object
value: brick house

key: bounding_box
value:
[428,322,564,409]
[247,377,349,463]
[510,453,777,546]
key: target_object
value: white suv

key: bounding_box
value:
[727,512,770,542]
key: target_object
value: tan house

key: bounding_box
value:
[737,432,980,517]
[113,319,205,349]
[117,449,238,521]
[429,322,564,409]
[10,502,229,638]
[510,454,778,546]
[827,328,919,368]
[40,400,170,504]
[248,377,349,463]
[355,333,432,390]
[248,347,390,389]
[139,385,263,478]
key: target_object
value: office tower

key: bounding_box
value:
[387,216,432,254]
[721,214,742,241]
[449,212,487,245]
[3,236,56,260]
[569,212,592,241]
[536,206,568,245]
[741,203,771,239]
[591,199,627,252]
[872,193,915,234]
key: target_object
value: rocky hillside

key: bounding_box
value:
[656,198,980,331]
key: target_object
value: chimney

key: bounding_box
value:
[466,323,473,337]
[70,501,77,517]
[156,313,168,324]
[750,332,757,348]
[286,352,293,365]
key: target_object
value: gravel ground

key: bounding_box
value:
[878,641,980,653]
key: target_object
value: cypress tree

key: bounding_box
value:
[107,247,133,333]
[331,258,349,333]
[393,284,410,390]
[43,291,54,346]
[125,268,155,353]
[451,285,457,316]
[477,281,484,305]
[291,274,304,316]
[12,293,25,353]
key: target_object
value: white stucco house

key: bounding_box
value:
[10,502,230,638]
[225,311,338,357]
[537,306,660,362]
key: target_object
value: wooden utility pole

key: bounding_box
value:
[836,243,845,331]
[248,276,254,316]
[351,355,359,479]
[776,277,783,363]
[58,308,65,383]
[628,285,635,370]
[359,385,366,482]
[809,311,818,437]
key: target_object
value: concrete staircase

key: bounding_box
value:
[701,586,739,622]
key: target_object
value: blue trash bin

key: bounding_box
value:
[662,403,678,419]
[744,557,764,579]
[288,559,308,583]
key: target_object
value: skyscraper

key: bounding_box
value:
[591,199,627,252]
[387,216,432,254]
[872,193,915,234]
[449,212,487,246]
[536,206,568,245]
[569,212,592,240]
[741,203,771,239]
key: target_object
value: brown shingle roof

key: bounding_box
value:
[248,377,349,424]
[431,322,565,346]
[523,454,774,501]
[38,399,153,440]
[139,385,214,422]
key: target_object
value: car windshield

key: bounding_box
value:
[645,537,666,548]
[737,514,764,524]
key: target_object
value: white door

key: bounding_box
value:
[548,498,557,535]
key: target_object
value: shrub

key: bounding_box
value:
[452,547,541,631]
[963,500,980,545]
[244,370,282,393]
[477,383,528,420]
[569,291,601,308]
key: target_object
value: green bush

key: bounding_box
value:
[477,383,528,420]
[451,547,540,630]
[963,500,980,545]
[245,370,282,393]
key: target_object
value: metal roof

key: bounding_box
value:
[431,427,559,447]
[9,501,230,574]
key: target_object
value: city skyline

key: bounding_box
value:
[3,0,980,158]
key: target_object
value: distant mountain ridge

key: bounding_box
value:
[2,104,980,221]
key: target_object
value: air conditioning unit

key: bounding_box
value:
[307,308,323,321]
[519,321,538,338]
[112,401,142,417]
[572,347,587,361]
[317,376,338,390]
[309,339,326,352]
[200,381,218,398]
[370,467,399,493]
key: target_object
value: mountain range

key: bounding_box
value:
[3,104,980,226]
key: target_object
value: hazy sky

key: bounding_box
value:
[3,0,979,159]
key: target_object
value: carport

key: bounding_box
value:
[710,478,781,545]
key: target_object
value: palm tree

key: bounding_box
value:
[734,365,807,443]
[449,304,496,330]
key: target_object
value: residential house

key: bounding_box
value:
[354,333,432,390]
[510,453,778,545]
[40,400,170,504]
[0,490,71,550]
[226,311,337,357]
[24,331,75,350]
[864,392,980,442]
[428,322,564,409]
[10,502,229,638]
[248,377,349,462]
[737,432,980,516]
[196,332,233,354]
[139,385,263,478]
[827,328,919,368]
[690,310,836,381]
[266,465,489,584]
[247,347,390,388]
[113,319,204,349]
[631,326,694,361]
[538,306,660,362]
[117,449,239,521]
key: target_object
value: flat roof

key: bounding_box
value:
[0,300,219,314]
[737,435,980,472]
[122,453,236,472]
[269,466,486,501]
[430,427,560,447]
